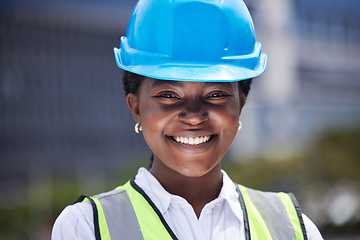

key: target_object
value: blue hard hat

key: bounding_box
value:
[114,0,267,82]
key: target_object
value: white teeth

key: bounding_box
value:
[173,135,212,145]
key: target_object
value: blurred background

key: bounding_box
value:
[0,0,359,239]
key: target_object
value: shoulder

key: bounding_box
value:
[51,186,129,240]
[302,213,324,240]
[236,184,323,239]
[51,201,95,240]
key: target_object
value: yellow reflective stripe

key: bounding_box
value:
[238,185,273,240]
[117,182,173,240]
[83,197,111,240]
[277,193,304,240]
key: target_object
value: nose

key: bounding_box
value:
[178,100,209,126]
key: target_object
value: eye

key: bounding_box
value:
[154,91,180,99]
[206,91,230,99]
[160,93,176,98]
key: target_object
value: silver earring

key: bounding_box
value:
[238,121,242,131]
[135,122,142,133]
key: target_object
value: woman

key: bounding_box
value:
[52,0,323,239]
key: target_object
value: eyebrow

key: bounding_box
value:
[151,80,184,88]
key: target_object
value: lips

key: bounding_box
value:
[170,135,213,145]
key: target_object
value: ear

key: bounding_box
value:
[239,92,247,116]
[126,93,141,123]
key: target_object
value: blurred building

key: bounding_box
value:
[233,0,360,159]
[0,0,145,219]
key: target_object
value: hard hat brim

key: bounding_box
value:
[114,47,267,82]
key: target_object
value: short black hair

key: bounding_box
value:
[122,70,144,95]
[121,70,252,97]
[238,78,252,97]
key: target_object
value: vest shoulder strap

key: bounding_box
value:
[75,184,143,240]
[120,179,177,240]
[76,180,176,240]
[236,184,308,240]
[75,194,102,240]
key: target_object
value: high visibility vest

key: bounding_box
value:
[76,178,308,240]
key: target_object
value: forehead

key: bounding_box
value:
[145,77,237,90]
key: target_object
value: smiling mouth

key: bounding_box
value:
[170,135,213,145]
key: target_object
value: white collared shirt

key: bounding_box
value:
[52,167,323,240]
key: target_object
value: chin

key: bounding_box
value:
[175,163,219,178]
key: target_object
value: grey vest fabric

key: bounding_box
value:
[94,189,144,240]
[246,188,297,239]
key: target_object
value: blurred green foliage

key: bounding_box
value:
[224,156,303,193]
[0,207,29,240]
[224,128,360,190]
[305,128,360,184]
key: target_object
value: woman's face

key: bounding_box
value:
[127,78,246,178]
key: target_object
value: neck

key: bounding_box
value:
[150,161,223,218]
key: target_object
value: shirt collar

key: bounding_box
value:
[134,167,172,215]
[219,170,244,221]
[134,167,243,221]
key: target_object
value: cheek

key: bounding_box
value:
[225,100,242,129]
[140,105,176,133]
[139,105,178,154]
[212,107,240,145]
[214,106,240,128]
[223,115,239,140]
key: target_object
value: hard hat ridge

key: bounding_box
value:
[114,0,267,82]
